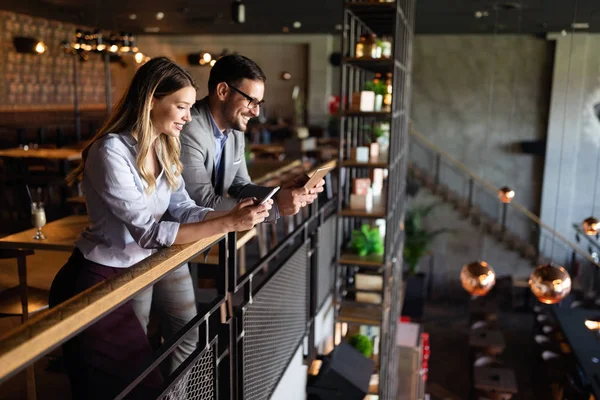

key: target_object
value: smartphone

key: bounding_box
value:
[304,166,334,190]
[257,186,280,205]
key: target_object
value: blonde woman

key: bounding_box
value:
[49,57,270,399]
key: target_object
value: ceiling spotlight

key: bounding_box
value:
[282,26,289,33]
[232,0,245,24]
[109,44,119,53]
[156,12,165,20]
[280,71,292,80]
[334,24,342,31]
[129,14,137,20]
[210,59,216,67]
[475,11,483,18]
[293,21,302,29]
[134,52,144,64]
[202,53,212,63]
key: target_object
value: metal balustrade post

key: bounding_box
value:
[467,178,474,209]
[434,153,441,186]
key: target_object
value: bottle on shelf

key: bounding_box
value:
[355,33,379,59]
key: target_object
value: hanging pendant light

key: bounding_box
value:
[460,261,496,296]
[529,264,571,304]
[582,217,600,236]
[498,186,515,203]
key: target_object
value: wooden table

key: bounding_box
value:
[469,328,506,355]
[0,215,86,251]
[0,147,82,161]
[473,366,518,394]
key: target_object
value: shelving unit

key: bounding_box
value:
[334,0,415,398]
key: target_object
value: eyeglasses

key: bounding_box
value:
[228,84,265,110]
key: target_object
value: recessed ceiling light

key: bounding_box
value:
[144,26,160,33]
[282,26,289,33]
[293,21,302,29]
[561,29,568,36]
[129,14,137,20]
[156,12,165,20]
[474,10,489,19]
[334,24,342,31]
[572,22,590,29]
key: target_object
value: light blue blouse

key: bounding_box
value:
[76,133,212,268]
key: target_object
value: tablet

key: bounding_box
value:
[257,186,280,205]
[304,166,334,190]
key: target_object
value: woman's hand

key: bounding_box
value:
[226,198,272,231]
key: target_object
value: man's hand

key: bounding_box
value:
[277,187,308,216]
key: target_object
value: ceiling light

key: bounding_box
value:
[572,22,589,29]
[232,0,245,24]
[210,60,216,67]
[109,44,119,53]
[293,21,302,29]
[156,12,165,20]
[129,14,137,20]
[334,24,342,31]
[561,29,568,36]
[282,26,289,33]
[202,53,212,62]
[134,52,144,63]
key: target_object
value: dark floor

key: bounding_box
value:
[423,294,552,400]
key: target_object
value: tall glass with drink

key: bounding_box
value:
[31,202,47,240]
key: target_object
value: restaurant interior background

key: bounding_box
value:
[2,0,600,399]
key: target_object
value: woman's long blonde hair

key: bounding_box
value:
[67,56,197,193]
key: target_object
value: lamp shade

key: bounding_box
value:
[529,264,571,304]
[582,217,599,236]
[460,261,496,296]
[498,186,515,204]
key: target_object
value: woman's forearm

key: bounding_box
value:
[173,215,233,245]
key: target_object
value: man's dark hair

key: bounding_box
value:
[208,54,266,94]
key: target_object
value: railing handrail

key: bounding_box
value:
[0,233,223,383]
[409,127,600,268]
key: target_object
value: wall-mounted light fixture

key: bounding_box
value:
[13,37,46,54]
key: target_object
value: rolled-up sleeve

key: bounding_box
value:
[168,174,213,224]
[86,143,180,248]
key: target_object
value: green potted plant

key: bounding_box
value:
[402,203,448,318]
[371,81,387,112]
[348,333,373,358]
[350,224,384,256]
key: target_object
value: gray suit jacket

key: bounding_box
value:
[180,97,276,218]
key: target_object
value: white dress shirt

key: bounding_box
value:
[76,133,212,268]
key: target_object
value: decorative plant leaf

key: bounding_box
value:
[350,224,384,257]
[403,203,448,275]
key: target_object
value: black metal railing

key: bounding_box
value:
[0,192,339,400]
